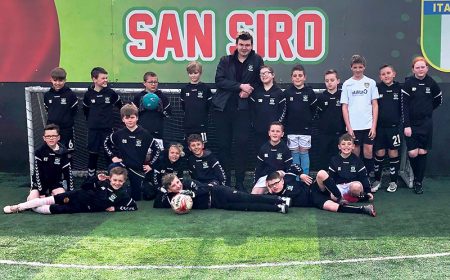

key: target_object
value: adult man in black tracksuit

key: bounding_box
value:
[213,31,264,191]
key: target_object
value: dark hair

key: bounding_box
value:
[91,67,108,79]
[50,67,67,80]
[120,103,138,118]
[267,171,282,182]
[187,134,203,145]
[235,31,253,44]
[109,166,128,181]
[44,123,60,134]
[379,64,395,72]
[291,64,306,76]
[339,133,354,144]
[269,121,284,132]
[324,69,339,79]
[350,55,366,66]
[143,71,158,82]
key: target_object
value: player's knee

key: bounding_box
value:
[388,149,398,158]
[316,170,329,181]
[375,149,386,157]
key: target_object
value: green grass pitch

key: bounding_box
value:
[1,172,450,279]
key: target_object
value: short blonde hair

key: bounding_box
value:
[186,61,202,74]
[168,143,185,157]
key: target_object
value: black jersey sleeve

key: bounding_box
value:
[431,80,443,110]
[210,156,227,185]
[61,156,74,191]
[401,83,412,127]
[215,56,241,92]
[278,91,287,123]
[104,132,121,160]
[160,93,172,118]
[82,92,91,120]
[145,139,161,166]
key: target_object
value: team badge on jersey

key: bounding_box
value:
[324,101,328,105]
[122,139,127,143]
[364,83,370,88]
[258,98,263,103]
[248,65,254,72]
[136,139,142,147]
[412,87,417,92]
[91,99,96,103]
[393,92,399,100]
[269,98,275,105]
[290,97,294,101]
[350,166,356,173]
[105,97,111,103]
[186,92,190,97]
[198,91,203,98]
[421,0,450,72]
[54,158,61,165]
[264,153,268,158]
[336,100,341,106]
[426,87,431,94]
[276,153,283,160]
[202,162,209,169]
[286,185,294,191]
[60,98,67,105]
[49,99,53,104]
[303,95,308,102]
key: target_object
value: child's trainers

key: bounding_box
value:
[387,182,397,193]
[362,204,376,217]
[371,181,381,193]
[278,204,289,214]
[281,197,291,207]
[3,205,20,214]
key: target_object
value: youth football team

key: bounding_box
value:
[3,32,442,217]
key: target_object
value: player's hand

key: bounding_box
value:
[112,157,122,163]
[367,193,374,202]
[347,128,355,139]
[404,127,412,137]
[180,190,195,198]
[239,90,251,98]
[97,173,110,181]
[368,128,376,140]
[300,174,313,185]
[277,170,286,177]
[105,206,115,212]
[240,83,254,94]
[143,165,152,173]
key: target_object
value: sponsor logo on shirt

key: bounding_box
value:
[351,89,368,95]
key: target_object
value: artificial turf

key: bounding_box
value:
[0,173,449,279]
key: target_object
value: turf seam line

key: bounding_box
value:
[1,252,450,270]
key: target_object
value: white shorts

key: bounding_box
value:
[287,134,311,150]
[253,175,268,188]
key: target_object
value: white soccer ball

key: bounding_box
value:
[170,194,193,214]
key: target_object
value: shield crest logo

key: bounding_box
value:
[421,0,450,72]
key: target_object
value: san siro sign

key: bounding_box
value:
[124,8,328,63]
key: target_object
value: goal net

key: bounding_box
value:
[25,86,413,187]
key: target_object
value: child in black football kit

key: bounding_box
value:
[249,65,286,150]
[83,67,122,177]
[371,65,402,193]
[401,57,442,194]
[104,104,161,201]
[284,64,318,175]
[316,69,346,170]
[4,167,137,214]
[187,134,226,186]
[180,61,212,144]
[133,71,171,148]
[264,171,375,217]
[44,67,78,154]
[328,133,372,194]
[28,124,73,202]
[251,122,304,194]
[153,174,290,214]
[151,143,185,188]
